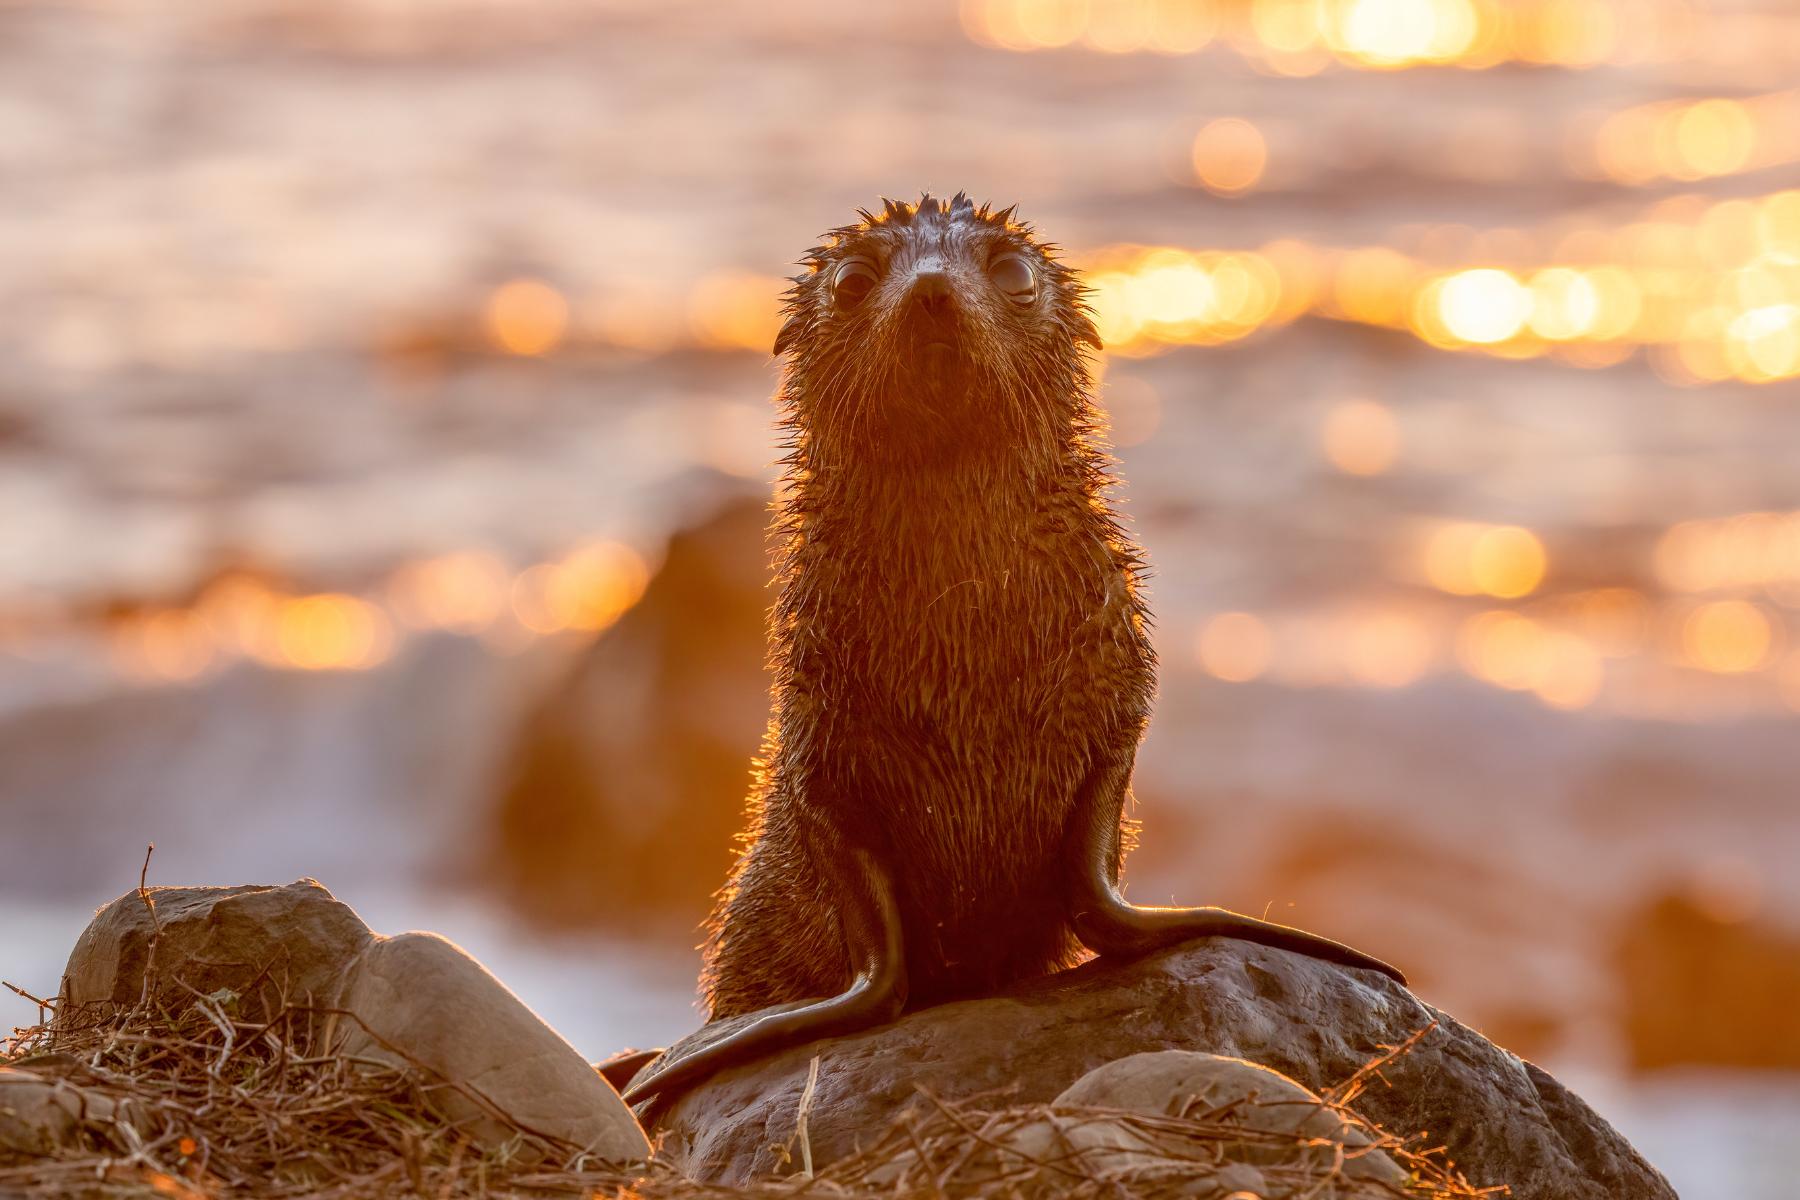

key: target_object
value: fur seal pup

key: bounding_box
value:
[622,195,1402,1105]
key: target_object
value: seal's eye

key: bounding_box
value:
[988,254,1037,306]
[832,258,879,311]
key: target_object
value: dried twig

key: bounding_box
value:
[1325,1021,1438,1109]
[134,844,160,1015]
[794,1055,820,1180]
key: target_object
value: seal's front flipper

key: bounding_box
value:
[622,844,907,1109]
[1062,755,1407,987]
[596,1047,662,1093]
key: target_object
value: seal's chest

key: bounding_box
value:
[880,590,1092,732]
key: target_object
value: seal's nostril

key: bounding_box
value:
[911,270,953,310]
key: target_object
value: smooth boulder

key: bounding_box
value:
[646,939,1674,1200]
[1058,1051,1406,1187]
[862,1051,1404,1198]
[332,930,645,1156]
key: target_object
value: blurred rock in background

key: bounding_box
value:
[1617,883,1800,1073]
[486,485,771,933]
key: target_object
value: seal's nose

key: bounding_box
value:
[911,270,953,313]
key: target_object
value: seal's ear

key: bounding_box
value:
[773,315,803,358]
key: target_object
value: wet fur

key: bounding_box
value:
[702,194,1157,1018]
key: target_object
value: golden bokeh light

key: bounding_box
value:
[549,543,650,632]
[510,542,649,636]
[963,0,1701,72]
[387,552,510,633]
[1081,247,1283,353]
[1681,600,1775,674]
[197,574,285,660]
[445,186,1794,382]
[508,564,565,636]
[92,537,662,688]
[1456,610,1540,690]
[964,0,1222,54]
[1332,247,1419,328]
[689,272,788,351]
[1320,398,1400,476]
[1423,524,1483,596]
[1327,0,1479,68]
[1469,526,1547,599]
[1250,0,1322,55]
[1086,0,1153,53]
[1526,0,1619,68]
[1435,268,1531,345]
[1016,0,1087,48]
[274,594,392,671]
[1589,90,1797,187]
[1654,520,1715,592]
[1070,189,1800,385]
[484,278,569,357]
[1674,99,1755,179]
[1532,632,1604,710]
[1455,609,1603,709]
[1196,611,1273,682]
[1423,523,1546,599]
[1191,118,1268,196]
[1525,268,1600,340]
[1654,510,1800,595]
[1725,304,1800,382]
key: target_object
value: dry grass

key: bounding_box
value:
[3,990,1497,1200]
[3,989,656,1199]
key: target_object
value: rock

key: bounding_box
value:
[1058,1051,1406,1187]
[334,931,648,1161]
[1211,1162,1270,1196]
[57,880,649,1163]
[1616,885,1800,1071]
[0,1068,122,1155]
[60,880,375,1021]
[862,1052,1403,1198]
[487,485,771,933]
[647,939,1673,1199]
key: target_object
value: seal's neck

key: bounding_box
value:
[792,415,1058,536]
[795,372,1072,471]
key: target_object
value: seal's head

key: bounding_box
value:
[774,193,1102,459]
